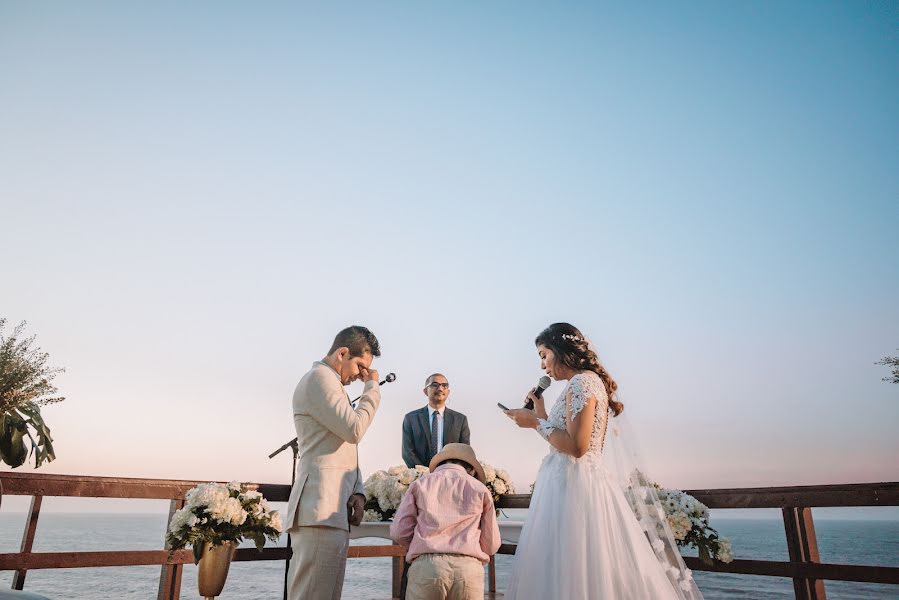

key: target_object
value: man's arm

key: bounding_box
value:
[305,371,380,444]
[389,485,418,547]
[353,465,365,497]
[459,414,470,445]
[479,488,501,556]
[402,414,425,468]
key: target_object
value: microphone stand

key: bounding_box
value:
[268,372,395,600]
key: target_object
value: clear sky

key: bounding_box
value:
[1,2,897,513]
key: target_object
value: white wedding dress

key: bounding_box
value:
[506,372,703,600]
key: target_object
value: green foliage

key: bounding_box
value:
[0,319,64,468]
[875,352,899,384]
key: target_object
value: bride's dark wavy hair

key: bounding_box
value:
[535,323,623,417]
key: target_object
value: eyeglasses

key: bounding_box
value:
[426,382,449,390]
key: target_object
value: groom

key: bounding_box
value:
[285,326,382,600]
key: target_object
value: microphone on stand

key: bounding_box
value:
[524,375,551,410]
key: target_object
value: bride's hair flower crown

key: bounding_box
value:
[560,333,583,343]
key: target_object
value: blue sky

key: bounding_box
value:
[1,2,896,512]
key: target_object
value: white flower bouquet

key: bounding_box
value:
[481,462,515,511]
[166,481,283,563]
[362,465,430,521]
[624,474,733,565]
[655,488,733,563]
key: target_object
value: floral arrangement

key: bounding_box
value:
[623,471,733,565]
[362,461,515,521]
[481,462,515,508]
[656,487,733,564]
[362,465,430,521]
[166,481,283,563]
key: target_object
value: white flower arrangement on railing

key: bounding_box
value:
[656,487,733,563]
[624,473,734,565]
[481,463,515,508]
[362,461,515,521]
[166,481,283,563]
[363,465,430,521]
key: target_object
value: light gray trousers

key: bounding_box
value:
[287,525,350,600]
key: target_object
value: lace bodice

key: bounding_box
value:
[539,372,610,457]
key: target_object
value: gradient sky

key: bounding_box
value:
[1,2,897,514]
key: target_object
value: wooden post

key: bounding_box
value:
[12,495,42,590]
[157,499,185,600]
[488,554,497,594]
[783,507,827,600]
[391,555,403,599]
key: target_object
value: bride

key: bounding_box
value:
[503,323,702,600]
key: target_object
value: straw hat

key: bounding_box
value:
[428,443,487,483]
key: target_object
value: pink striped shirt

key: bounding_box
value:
[389,463,501,564]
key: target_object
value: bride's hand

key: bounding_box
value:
[505,408,539,429]
[526,388,547,419]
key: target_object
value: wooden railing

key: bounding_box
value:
[0,472,404,599]
[2,473,898,600]
[493,481,899,600]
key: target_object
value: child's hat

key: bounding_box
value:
[429,443,487,483]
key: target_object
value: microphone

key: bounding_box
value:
[352,372,396,404]
[525,375,551,409]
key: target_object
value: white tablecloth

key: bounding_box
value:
[349,520,523,544]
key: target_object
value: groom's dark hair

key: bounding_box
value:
[329,326,381,358]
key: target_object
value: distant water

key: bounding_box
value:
[1,514,897,599]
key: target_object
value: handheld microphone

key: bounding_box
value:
[525,375,552,409]
[352,372,396,404]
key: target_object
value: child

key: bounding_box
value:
[390,443,502,600]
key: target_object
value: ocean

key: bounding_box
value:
[1,513,897,599]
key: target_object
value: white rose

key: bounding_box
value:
[269,512,283,533]
[362,509,383,522]
[481,463,496,482]
[716,539,734,563]
[168,506,194,534]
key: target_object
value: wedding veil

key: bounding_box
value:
[588,338,703,599]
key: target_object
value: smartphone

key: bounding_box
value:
[497,402,510,411]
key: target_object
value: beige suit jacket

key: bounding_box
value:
[285,361,381,531]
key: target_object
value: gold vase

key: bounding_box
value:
[197,540,236,599]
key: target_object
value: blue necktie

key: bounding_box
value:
[430,411,439,457]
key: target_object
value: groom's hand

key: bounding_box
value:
[347,493,365,526]
[359,367,379,384]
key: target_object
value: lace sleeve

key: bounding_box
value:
[567,373,607,421]
[536,418,555,440]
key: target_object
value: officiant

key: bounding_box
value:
[401,373,470,468]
